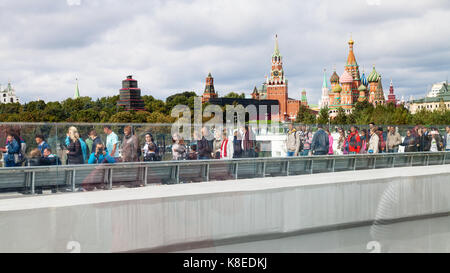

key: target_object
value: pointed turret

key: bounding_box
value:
[74,78,80,99]
[373,76,386,106]
[273,34,281,58]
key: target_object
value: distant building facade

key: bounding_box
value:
[117,75,145,111]
[201,72,279,122]
[410,81,450,114]
[0,81,19,104]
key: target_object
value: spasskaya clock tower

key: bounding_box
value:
[266,35,288,121]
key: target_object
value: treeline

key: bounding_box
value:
[296,101,450,125]
[0,91,204,123]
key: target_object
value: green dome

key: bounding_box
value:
[332,84,342,93]
[358,84,367,91]
[367,66,380,82]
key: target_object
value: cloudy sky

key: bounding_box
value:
[0,0,449,105]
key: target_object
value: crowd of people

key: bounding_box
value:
[285,123,450,156]
[1,124,450,167]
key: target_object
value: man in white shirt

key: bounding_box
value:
[103,126,120,158]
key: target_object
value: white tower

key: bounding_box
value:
[320,69,329,109]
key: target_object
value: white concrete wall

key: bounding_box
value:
[0,165,449,253]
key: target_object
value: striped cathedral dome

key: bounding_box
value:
[367,66,381,82]
[339,70,353,84]
[330,70,340,83]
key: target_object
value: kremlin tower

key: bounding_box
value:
[201,72,218,103]
[266,35,289,120]
[387,80,397,104]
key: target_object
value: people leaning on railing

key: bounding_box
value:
[65,126,87,165]
[42,148,62,165]
[171,134,187,160]
[122,125,140,162]
[88,143,116,164]
[445,126,450,151]
[0,132,22,167]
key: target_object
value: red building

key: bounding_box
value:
[387,80,397,104]
[253,35,305,121]
[201,72,218,103]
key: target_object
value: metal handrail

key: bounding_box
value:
[0,151,449,195]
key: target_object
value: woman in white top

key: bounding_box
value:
[368,128,379,154]
[220,131,233,159]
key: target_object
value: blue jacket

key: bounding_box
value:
[5,139,20,166]
[88,149,116,164]
[37,141,50,156]
[65,136,87,162]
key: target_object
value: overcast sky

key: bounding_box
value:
[0,0,449,105]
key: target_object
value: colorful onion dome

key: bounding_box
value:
[339,70,353,84]
[358,84,367,91]
[367,65,380,82]
[330,70,340,83]
[360,72,368,86]
[332,84,342,93]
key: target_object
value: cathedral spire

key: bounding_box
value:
[74,78,80,99]
[322,69,328,88]
[346,35,357,66]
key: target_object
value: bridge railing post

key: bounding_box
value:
[31,171,35,195]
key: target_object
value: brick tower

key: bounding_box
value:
[266,35,288,121]
[387,79,397,104]
[202,72,218,103]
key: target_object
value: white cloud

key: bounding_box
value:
[0,0,449,104]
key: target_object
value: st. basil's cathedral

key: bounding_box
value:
[321,37,397,117]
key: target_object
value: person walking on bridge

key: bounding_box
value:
[310,124,329,156]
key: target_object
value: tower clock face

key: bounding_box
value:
[273,70,279,77]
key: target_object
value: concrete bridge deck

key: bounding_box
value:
[0,164,449,252]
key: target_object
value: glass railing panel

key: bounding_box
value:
[0,169,27,194]
[392,154,411,168]
[312,158,333,174]
[265,160,288,177]
[374,154,390,169]
[146,164,174,185]
[236,161,263,179]
[179,163,206,183]
[288,158,311,175]
[333,157,354,172]
[428,153,445,166]
[355,156,372,170]
[208,161,236,181]
[411,154,427,166]
[445,152,450,165]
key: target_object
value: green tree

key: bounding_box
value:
[224,92,245,99]
[317,107,329,125]
[332,108,347,125]
[296,105,316,124]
